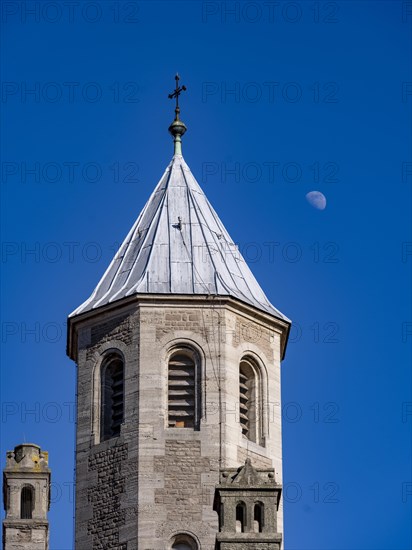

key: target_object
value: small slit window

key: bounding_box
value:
[168,349,199,429]
[236,502,246,533]
[101,354,124,441]
[21,486,34,519]
[254,502,264,532]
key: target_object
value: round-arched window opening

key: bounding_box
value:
[21,485,34,519]
[170,533,198,550]
[254,501,264,533]
[236,501,246,533]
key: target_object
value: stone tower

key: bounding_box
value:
[2,444,50,550]
[67,75,291,549]
[214,458,282,549]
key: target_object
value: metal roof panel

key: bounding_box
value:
[70,155,289,322]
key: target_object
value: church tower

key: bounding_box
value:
[67,75,291,549]
[2,444,50,550]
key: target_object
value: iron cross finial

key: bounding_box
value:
[168,73,187,156]
[168,73,187,117]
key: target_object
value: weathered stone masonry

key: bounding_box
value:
[87,444,128,550]
[154,440,210,523]
[72,306,139,550]
[85,314,132,360]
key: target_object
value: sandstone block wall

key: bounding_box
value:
[2,524,49,550]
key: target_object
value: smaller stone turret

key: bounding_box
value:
[2,444,51,550]
[214,458,282,549]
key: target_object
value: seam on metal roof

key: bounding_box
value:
[69,155,289,322]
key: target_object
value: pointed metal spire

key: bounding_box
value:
[70,153,290,329]
[168,73,187,156]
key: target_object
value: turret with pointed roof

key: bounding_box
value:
[70,154,289,324]
[67,77,289,549]
[70,78,289,332]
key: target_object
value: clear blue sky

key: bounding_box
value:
[1,1,411,549]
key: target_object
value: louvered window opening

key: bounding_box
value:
[239,370,250,437]
[101,357,124,441]
[21,486,33,519]
[168,353,195,428]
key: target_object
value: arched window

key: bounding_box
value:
[239,357,261,443]
[254,501,264,533]
[171,533,198,549]
[168,348,199,429]
[101,353,124,441]
[235,502,246,533]
[21,485,34,519]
